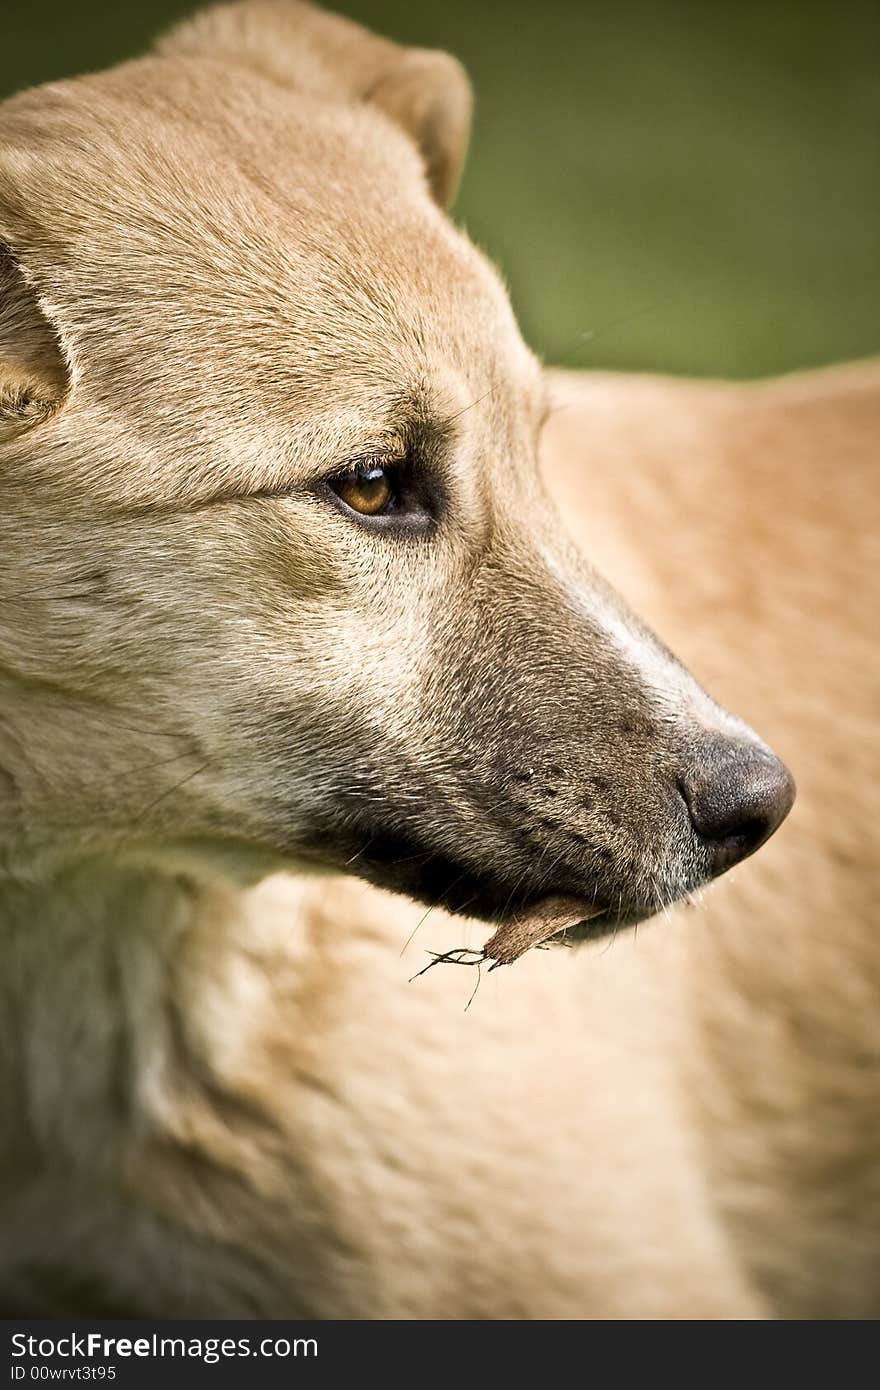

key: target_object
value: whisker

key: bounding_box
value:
[445,385,496,425]
[550,295,680,369]
[345,836,375,866]
[93,719,194,742]
[111,750,208,781]
[0,593,102,604]
[400,873,474,957]
[400,902,437,956]
[464,959,483,1012]
[129,761,211,830]
[21,700,195,743]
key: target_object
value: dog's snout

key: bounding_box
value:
[679,738,795,875]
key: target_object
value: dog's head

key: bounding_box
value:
[0,0,793,931]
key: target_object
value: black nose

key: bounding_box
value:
[679,738,795,875]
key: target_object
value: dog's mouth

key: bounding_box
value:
[481,894,609,965]
[302,820,612,923]
[297,818,653,958]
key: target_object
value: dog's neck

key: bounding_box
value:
[0,858,216,1157]
[0,856,302,1316]
[0,855,204,940]
[1,837,876,1315]
[0,683,288,1183]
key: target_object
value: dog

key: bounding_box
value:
[0,0,874,1318]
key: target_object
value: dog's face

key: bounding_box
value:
[0,1,793,931]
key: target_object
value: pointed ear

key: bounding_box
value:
[0,245,70,442]
[158,0,473,208]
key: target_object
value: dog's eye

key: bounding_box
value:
[320,456,437,534]
[330,464,397,517]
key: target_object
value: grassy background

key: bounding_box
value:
[2,0,878,378]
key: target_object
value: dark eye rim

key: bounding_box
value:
[319,457,438,535]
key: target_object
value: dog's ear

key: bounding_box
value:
[0,244,71,442]
[365,49,472,210]
[158,0,473,208]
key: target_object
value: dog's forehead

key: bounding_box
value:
[1,68,539,498]
[2,68,521,371]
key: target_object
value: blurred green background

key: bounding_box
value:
[3,0,878,377]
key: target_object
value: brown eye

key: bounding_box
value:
[331,465,396,516]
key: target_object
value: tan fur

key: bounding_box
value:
[0,1,876,1318]
[543,361,880,1317]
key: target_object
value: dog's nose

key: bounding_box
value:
[679,738,795,875]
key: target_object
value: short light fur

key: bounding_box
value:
[0,1,876,1318]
